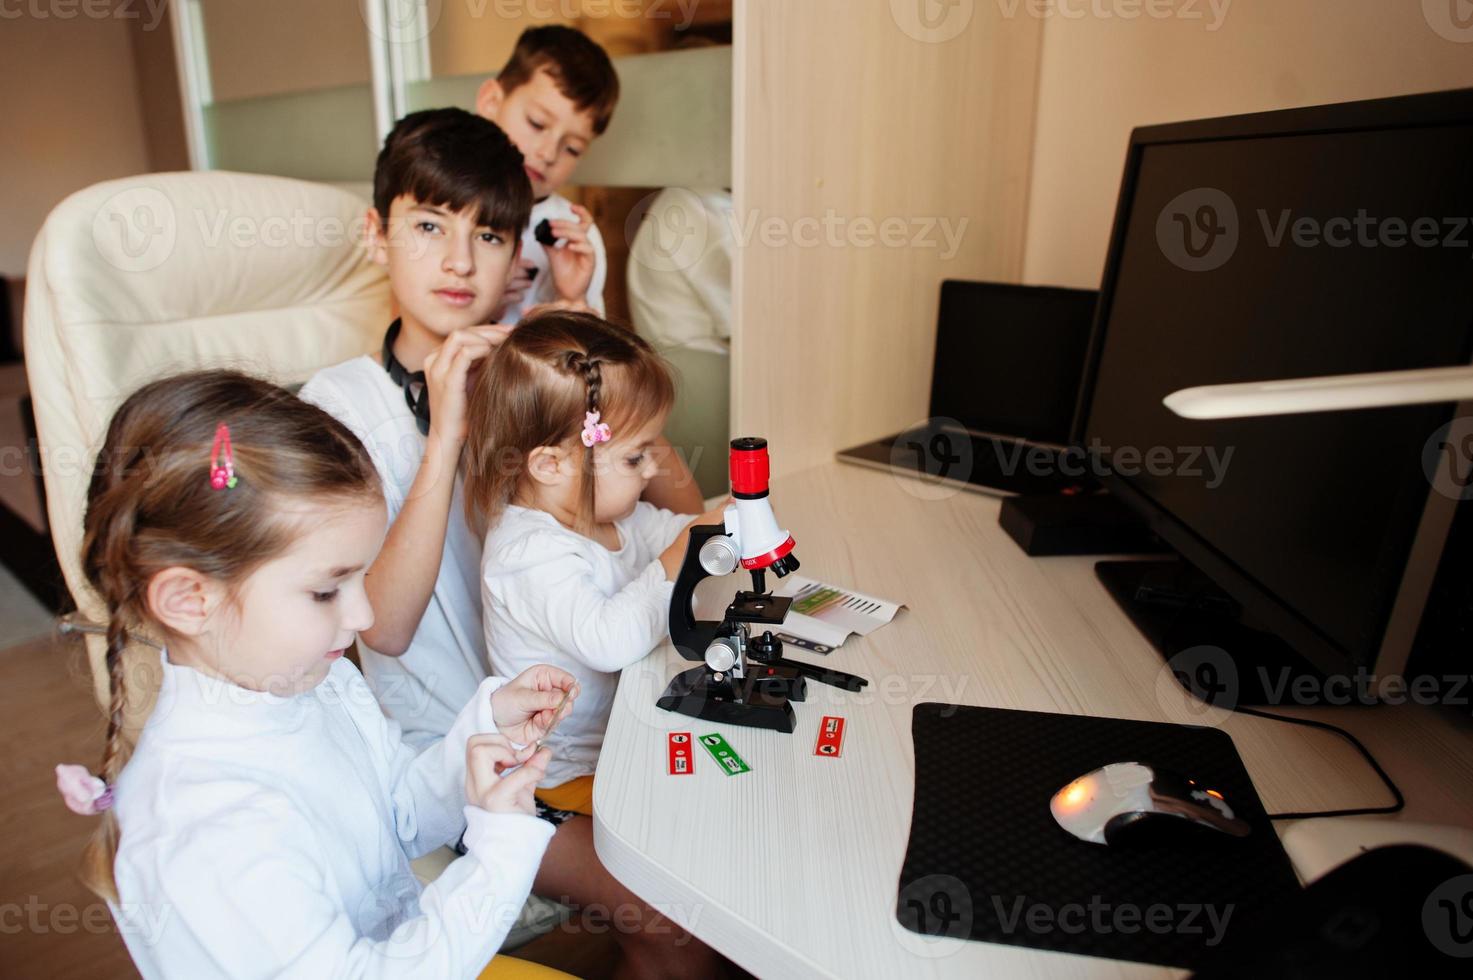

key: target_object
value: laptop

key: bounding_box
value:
[837,280,1098,497]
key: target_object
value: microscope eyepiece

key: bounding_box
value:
[728,435,797,578]
[730,437,771,500]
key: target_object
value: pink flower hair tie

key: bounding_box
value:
[580,411,612,448]
[56,764,113,816]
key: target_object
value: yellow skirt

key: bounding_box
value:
[534,774,595,817]
[477,956,575,979]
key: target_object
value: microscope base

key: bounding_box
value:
[656,665,805,733]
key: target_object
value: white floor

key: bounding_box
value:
[0,355,57,649]
[0,561,56,647]
[0,362,44,532]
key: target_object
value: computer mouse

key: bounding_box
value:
[1050,761,1251,846]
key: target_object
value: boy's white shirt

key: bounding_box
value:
[504,194,607,322]
[111,652,554,979]
[627,188,733,355]
[301,357,487,748]
[481,502,689,787]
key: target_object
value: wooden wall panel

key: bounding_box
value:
[732,0,1042,476]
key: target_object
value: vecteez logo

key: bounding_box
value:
[1423,417,1473,501]
[1156,188,1239,272]
[91,186,177,273]
[1424,874,1473,957]
[1156,188,1473,273]
[891,0,976,43]
[1423,0,1473,43]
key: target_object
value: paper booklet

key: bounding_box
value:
[769,575,906,654]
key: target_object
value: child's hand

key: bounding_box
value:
[422,325,513,449]
[465,735,549,816]
[546,204,597,305]
[686,499,733,531]
[494,258,538,320]
[490,665,578,745]
[523,298,595,318]
[659,499,733,581]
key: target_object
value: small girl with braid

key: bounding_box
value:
[464,310,727,820]
[54,369,579,980]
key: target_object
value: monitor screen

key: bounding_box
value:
[931,281,1097,445]
[1080,101,1473,671]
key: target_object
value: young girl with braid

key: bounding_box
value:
[54,370,579,979]
[465,310,727,818]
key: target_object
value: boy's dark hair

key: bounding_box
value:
[373,107,532,234]
[497,25,620,136]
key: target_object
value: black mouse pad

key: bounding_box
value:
[896,703,1302,969]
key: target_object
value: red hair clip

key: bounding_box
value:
[210,423,237,490]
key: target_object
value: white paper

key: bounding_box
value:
[770,575,906,653]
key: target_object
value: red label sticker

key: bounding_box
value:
[814,715,846,758]
[668,732,694,775]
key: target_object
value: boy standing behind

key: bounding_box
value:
[475,26,703,517]
[476,26,617,322]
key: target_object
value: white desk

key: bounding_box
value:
[593,461,1473,979]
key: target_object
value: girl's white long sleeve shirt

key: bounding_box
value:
[110,652,554,979]
[481,502,690,787]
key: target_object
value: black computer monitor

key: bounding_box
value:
[931,280,1097,445]
[1075,87,1473,688]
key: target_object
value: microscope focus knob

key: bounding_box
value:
[698,535,741,576]
[705,637,740,673]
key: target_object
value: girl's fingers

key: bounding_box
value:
[523,687,567,714]
[510,748,551,783]
[467,732,515,754]
[508,680,572,730]
[484,754,547,807]
[525,664,577,691]
[466,737,517,783]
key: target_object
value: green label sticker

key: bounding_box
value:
[698,733,751,775]
[792,586,843,616]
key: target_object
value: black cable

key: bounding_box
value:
[1231,705,1405,820]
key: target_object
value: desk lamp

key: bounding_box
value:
[1164,365,1473,419]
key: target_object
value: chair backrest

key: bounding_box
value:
[24,171,389,711]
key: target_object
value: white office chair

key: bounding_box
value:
[26,170,388,712]
[24,171,564,947]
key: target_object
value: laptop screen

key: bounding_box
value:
[929,281,1097,444]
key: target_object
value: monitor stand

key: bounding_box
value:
[1096,559,1342,707]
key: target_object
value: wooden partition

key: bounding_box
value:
[731,0,1043,477]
